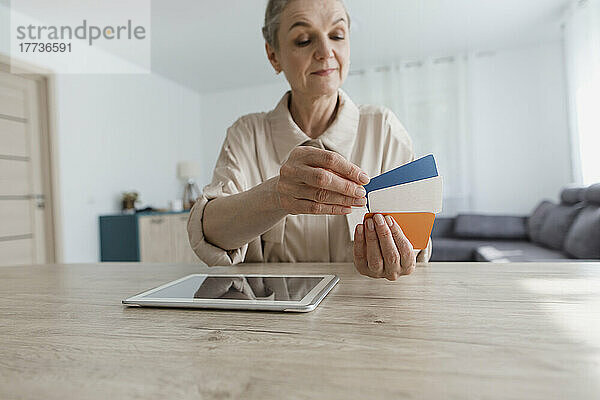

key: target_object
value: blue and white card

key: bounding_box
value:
[368,176,443,213]
[364,154,439,211]
[364,154,438,195]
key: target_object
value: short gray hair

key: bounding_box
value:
[262,0,351,51]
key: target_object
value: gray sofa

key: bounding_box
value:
[431,184,600,262]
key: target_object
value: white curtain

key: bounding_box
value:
[564,0,600,185]
[343,55,471,216]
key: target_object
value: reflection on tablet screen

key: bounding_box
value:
[142,276,323,301]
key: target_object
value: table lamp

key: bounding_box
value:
[177,161,201,210]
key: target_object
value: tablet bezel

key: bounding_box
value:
[122,274,339,312]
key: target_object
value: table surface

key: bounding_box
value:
[1,262,599,400]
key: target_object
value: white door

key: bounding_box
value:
[0,69,54,266]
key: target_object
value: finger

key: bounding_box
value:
[298,147,370,185]
[353,224,379,278]
[386,215,416,275]
[373,214,402,281]
[291,184,367,207]
[364,218,384,277]
[290,199,352,215]
[353,224,367,264]
[297,165,367,199]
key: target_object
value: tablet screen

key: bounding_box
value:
[140,275,324,301]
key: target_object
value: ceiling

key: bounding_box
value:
[3,0,570,93]
[149,0,569,93]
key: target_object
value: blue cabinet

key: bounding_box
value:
[99,211,197,263]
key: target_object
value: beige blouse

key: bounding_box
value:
[187,88,432,266]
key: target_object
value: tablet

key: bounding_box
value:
[122,274,339,312]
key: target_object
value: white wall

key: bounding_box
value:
[1,2,204,263]
[199,80,289,185]
[54,74,203,263]
[0,2,7,56]
[468,42,572,214]
[197,41,572,216]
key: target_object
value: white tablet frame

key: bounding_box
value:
[122,274,339,312]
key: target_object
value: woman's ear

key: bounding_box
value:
[265,42,281,74]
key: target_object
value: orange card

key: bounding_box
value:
[363,212,435,250]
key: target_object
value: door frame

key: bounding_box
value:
[0,54,63,264]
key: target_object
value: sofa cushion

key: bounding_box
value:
[475,241,571,262]
[584,183,600,205]
[528,201,556,243]
[538,203,585,250]
[453,214,528,240]
[564,206,600,259]
[561,187,586,204]
[430,238,489,262]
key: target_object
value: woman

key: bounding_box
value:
[188,0,432,280]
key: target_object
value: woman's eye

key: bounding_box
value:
[295,34,344,47]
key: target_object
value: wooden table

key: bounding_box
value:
[1,262,599,399]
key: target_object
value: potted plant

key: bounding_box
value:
[121,191,139,213]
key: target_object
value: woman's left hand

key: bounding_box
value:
[353,213,416,281]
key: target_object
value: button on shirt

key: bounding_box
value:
[187,89,432,266]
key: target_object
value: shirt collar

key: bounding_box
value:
[267,88,360,164]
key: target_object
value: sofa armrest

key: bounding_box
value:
[431,217,455,238]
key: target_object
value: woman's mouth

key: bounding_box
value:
[312,68,337,76]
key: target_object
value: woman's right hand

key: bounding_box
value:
[275,146,370,215]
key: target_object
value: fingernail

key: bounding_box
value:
[356,224,363,236]
[355,186,366,197]
[366,218,375,231]
[385,215,394,227]
[374,214,385,226]
[353,197,366,206]
[359,172,370,184]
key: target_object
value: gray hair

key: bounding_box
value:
[262,0,351,51]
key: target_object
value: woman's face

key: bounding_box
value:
[268,0,350,98]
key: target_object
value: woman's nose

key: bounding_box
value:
[314,37,334,60]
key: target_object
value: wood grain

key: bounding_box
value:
[0,199,32,237]
[138,215,172,262]
[0,118,28,158]
[0,69,52,266]
[0,79,26,119]
[0,159,30,196]
[169,214,202,264]
[0,237,33,265]
[1,262,599,400]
